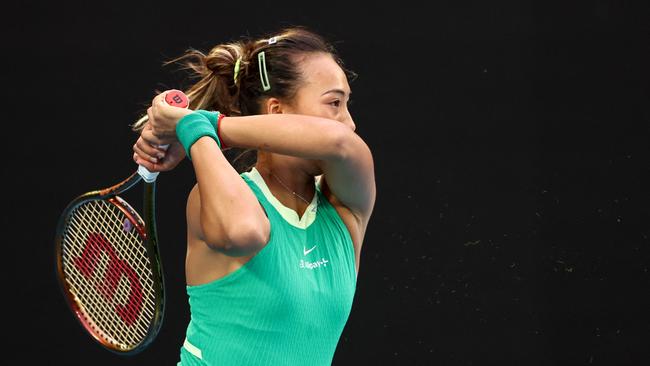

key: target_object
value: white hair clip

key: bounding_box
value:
[268,36,278,45]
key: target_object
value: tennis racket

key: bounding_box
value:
[54,89,189,355]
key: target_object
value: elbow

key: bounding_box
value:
[329,124,356,160]
[205,219,269,257]
[226,224,269,257]
[331,125,368,162]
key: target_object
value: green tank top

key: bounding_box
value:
[178,167,357,365]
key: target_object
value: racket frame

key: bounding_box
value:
[54,171,165,355]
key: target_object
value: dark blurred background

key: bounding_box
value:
[3,1,649,365]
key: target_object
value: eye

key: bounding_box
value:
[329,100,341,108]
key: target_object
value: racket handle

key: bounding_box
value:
[138,144,169,182]
[137,90,189,183]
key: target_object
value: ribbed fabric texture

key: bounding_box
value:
[178,168,357,365]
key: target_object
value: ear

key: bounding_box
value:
[263,97,284,114]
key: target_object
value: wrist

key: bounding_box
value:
[195,110,228,149]
[176,112,221,159]
[188,135,219,159]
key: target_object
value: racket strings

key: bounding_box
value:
[61,199,157,350]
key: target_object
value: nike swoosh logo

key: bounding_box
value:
[303,245,317,256]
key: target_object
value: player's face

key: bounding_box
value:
[285,53,355,132]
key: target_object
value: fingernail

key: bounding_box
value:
[157,153,165,159]
[150,157,158,163]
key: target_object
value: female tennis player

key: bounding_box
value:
[132,26,375,365]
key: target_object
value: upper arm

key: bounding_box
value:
[186,184,204,242]
[318,130,376,225]
[186,183,270,257]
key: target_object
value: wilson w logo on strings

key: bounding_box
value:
[73,233,144,326]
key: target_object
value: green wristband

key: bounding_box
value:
[196,109,228,149]
[176,112,222,160]
[195,110,219,129]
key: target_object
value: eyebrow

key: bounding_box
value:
[321,89,351,97]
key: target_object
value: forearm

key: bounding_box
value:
[218,114,348,160]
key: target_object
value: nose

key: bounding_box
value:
[348,120,356,132]
[342,112,356,132]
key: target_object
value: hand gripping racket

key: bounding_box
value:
[54,90,189,355]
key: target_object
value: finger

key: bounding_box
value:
[150,94,160,117]
[146,107,156,128]
[133,152,157,171]
[134,138,162,164]
[153,92,165,109]
[156,158,175,172]
[152,91,162,105]
[144,124,174,146]
[138,139,166,160]
[155,92,172,111]
[134,129,166,162]
[142,131,171,154]
[141,126,167,147]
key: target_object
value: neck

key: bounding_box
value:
[255,161,315,208]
